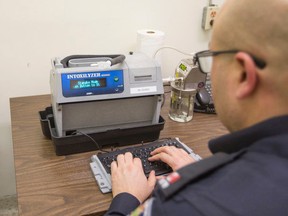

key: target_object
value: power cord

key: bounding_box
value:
[73,130,110,153]
[153,46,195,59]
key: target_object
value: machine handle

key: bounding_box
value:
[60,54,126,68]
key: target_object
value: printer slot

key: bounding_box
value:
[134,75,153,82]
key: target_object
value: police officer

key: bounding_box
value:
[105,0,288,215]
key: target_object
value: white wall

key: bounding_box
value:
[0,0,224,196]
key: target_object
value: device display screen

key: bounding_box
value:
[62,70,124,97]
[179,63,187,71]
[70,78,107,90]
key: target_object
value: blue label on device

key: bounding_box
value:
[61,70,124,97]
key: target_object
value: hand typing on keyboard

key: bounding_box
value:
[148,145,197,171]
[111,152,156,203]
[108,139,199,202]
[90,138,201,194]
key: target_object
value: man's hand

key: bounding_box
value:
[111,152,156,203]
[149,146,196,171]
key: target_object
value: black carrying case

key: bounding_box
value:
[39,106,165,156]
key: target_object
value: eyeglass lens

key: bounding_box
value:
[198,56,212,73]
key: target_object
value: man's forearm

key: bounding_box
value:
[104,193,140,216]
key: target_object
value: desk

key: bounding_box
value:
[10,94,227,216]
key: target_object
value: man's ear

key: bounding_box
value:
[234,52,259,99]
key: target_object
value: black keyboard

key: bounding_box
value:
[90,137,202,193]
[98,138,182,176]
[98,138,201,176]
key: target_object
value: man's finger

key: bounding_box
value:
[134,157,143,169]
[124,152,133,163]
[117,154,125,164]
[148,152,172,165]
[147,170,156,187]
[111,161,117,172]
[150,146,177,156]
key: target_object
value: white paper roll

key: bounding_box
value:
[136,29,165,59]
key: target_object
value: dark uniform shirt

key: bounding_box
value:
[105,115,288,216]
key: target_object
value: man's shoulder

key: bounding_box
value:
[152,147,288,216]
[155,151,245,201]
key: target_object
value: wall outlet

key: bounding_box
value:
[202,5,219,30]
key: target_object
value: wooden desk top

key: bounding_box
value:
[10,94,227,216]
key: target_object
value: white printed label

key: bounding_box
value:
[130,86,157,94]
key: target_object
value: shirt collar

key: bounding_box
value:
[208,115,288,154]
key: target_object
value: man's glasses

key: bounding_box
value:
[193,50,267,73]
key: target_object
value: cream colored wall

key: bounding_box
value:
[0,0,224,196]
